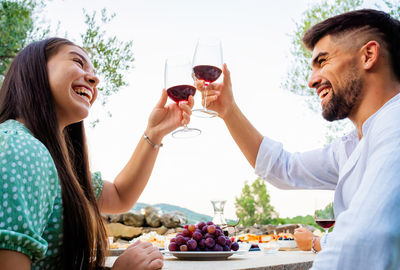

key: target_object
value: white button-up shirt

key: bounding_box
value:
[255,94,400,269]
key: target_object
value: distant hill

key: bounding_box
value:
[132,202,234,225]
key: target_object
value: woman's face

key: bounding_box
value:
[47,45,99,129]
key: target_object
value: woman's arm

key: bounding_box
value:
[0,250,31,270]
[97,90,193,213]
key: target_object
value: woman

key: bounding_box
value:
[0,38,193,269]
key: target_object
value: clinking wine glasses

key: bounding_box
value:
[164,56,201,138]
[192,38,223,118]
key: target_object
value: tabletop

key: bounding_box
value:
[105,250,316,270]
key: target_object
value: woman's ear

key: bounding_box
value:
[360,40,380,70]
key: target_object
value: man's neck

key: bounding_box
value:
[349,78,400,140]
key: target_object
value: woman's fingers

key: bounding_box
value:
[178,100,192,125]
[142,245,164,269]
[155,89,168,109]
[149,258,164,270]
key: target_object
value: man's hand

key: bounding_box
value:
[293,227,314,251]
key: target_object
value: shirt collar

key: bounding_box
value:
[362,93,400,136]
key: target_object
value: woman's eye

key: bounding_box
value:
[73,58,84,67]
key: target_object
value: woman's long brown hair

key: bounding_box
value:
[0,38,107,269]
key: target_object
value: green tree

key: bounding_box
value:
[0,0,47,81]
[235,178,276,226]
[0,0,134,125]
[283,0,400,142]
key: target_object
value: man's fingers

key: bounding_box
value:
[222,63,231,85]
[195,80,205,91]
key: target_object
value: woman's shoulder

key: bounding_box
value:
[0,119,55,168]
[1,120,47,149]
[0,119,36,141]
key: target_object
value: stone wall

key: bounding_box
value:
[104,206,303,240]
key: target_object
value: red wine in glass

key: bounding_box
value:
[193,65,222,84]
[167,85,196,103]
[192,38,223,118]
[315,219,335,229]
[164,56,201,138]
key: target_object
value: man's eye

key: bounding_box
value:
[73,58,84,67]
[318,58,326,65]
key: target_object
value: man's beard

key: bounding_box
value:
[322,66,364,122]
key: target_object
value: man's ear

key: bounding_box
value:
[360,40,380,70]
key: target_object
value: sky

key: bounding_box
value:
[40,0,365,220]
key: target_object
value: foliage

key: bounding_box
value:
[314,201,334,219]
[272,202,333,232]
[0,1,134,126]
[271,214,317,226]
[235,178,276,226]
[81,8,134,121]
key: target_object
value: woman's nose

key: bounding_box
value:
[85,72,99,87]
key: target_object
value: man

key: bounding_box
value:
[197,9,400,269]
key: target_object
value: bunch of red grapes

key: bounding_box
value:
[168,221,239,252]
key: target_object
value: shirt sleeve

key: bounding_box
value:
[311,108,400,270]
[0,130,58,262]
[255,136,339,190]
[91,171,104,200]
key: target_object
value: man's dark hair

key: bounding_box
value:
[303,9,400,81]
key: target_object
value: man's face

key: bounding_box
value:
[308,35,364,121]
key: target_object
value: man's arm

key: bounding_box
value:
[311,114,400,269]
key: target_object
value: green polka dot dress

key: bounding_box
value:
[0,120,103,269]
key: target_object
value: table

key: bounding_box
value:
[105,250,316,270]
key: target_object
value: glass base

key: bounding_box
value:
[171,127,201,139]
[192,108,218,118]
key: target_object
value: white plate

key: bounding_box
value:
[163,250,247,260]
[109,247,164,256]
[108,248,126,256]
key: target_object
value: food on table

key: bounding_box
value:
[109,241,130,250]
[277,233,297,249]
[236,233,276,243]
[168,221,239,252]
[109,231,169,250]
[132,231,168,248]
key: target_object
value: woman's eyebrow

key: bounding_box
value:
[69,51,96,74]
[69,51,88,63]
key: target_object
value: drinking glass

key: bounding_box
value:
[164,56,201,138]
[211,200,227,226]
[314,194,335,235]
[192,38,223,118]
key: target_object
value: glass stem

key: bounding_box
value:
[204,83,209,109]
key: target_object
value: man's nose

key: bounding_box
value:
[308,70,322,89]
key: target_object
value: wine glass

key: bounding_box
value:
[192,38,223,118]
[164,56,201,138]
[314,194,335,235]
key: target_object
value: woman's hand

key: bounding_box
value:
[145,89,194,142]
[195,63,236,119]
[112,240,164,270]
